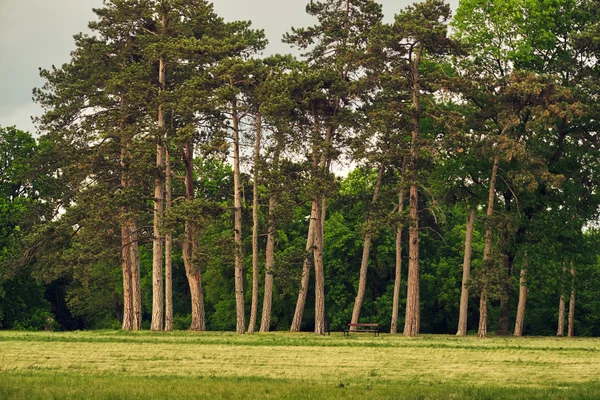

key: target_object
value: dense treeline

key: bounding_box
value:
[2,0,600,337]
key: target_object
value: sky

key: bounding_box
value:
[0,0,458,135]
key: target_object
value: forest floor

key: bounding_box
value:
[0,331,599,399]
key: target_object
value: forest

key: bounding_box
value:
[2,0,600,338]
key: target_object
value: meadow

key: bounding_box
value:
[1,331,600,399]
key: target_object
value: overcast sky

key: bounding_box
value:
[0,0,458,135]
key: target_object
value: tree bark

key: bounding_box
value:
[313,197,326,334]
[514,268,527,336]
[130,220,141,330]
[260,194,276,332]
[390,186,404,334]
[151,24,166,331]
[351,165,384,329]
[164,140,173,331]
[404,44,422,337]
[182,141,206,331]
[456,208,476,336]
[248,112,262,334]
[568,263,575,337]
[120,118,134,331]
[290,204,315,332]
[557,264,566,336]
[232,104,245,334]
[260,145,280,333]
[121,222,134,330]
[478,155,499,338]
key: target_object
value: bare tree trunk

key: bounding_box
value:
[260,193,276,332]
[514,268,527,336]
[313,197,326,334]
[457,208,476,336]
[391,186,405,334]
[290,205,315,332]
[260,144,280,333]
[120,117,134,330]
[130,221,141,330]
[248,112,262,334]
[313,126,333,334]
[291,115,323,333]
[557,296,566,337]
[404,44,422,337]
[151,25,166,331]
[478,155,499,338]
[121,223,134,330]
[232,105,245,334]
[182,142,206,331]
[164,140,173,331]
[351,165,384,329]
[568,263,575,337]
[557,264,566,336]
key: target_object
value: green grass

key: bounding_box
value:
[1,331,599,399]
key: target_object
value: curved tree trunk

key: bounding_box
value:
[457,208,476,336]
[182,141,205,331]
[290,204,316,332]
[390,187,405,334]
[248,112,262,334]
[232,106,245,334]
[351,165,384,329]
[164,140,173,331]
[478,155,499,338]
[514,267,527,336]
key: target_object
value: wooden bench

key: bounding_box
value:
[344,323,380,336]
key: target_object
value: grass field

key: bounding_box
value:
[1,331,600,399]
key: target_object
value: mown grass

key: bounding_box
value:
[1,331,599,399]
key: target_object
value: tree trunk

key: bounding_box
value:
[121,223,134,330]
[351,165,384,329]
[568,263,575,337]
[497,253,513,336]
[120,123,134,331]
[456,208,475,336]
[260,193,276,332]
[182,141,206,331]
[260,144,280,332]
[557,264,566,337]
[164,140,173,331]
[119,97,140,331]
[291,114,324,333]
[478,154,499,338]
[151,32,166,331]
[290,204,315,332]
[248,112,262,334]
[313,197,326,334]
[514,268,527,336]
[129,220,141,330]
[232,105,245,334]
[390,186,405,334]
[403,44,422,337]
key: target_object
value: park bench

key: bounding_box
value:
[344,323,380,336]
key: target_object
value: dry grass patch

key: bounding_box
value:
[1,331,599,389]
